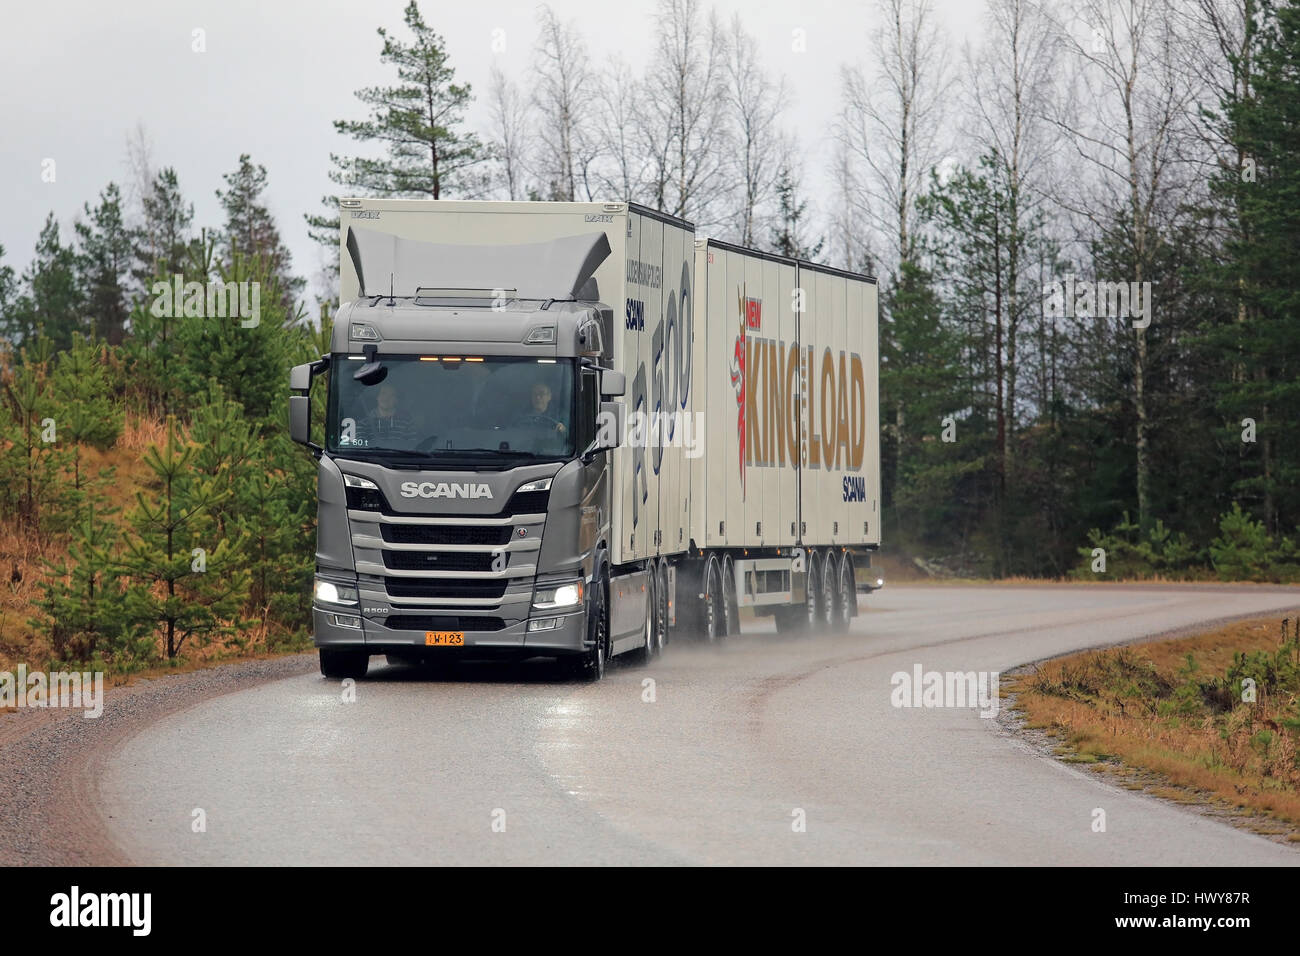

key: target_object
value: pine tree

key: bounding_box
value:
[35,495,137,665]
[0,244,17,343]
[172,248,303,421]
[190,386,313,636]
[326,1,485,203]
[117,417,249,660]
[75,183,136,346]
[0,340,75,541]
[4,214,84,350]
[49,334,123,490]
[1204,0,1300,536]
[768,164,824,260]
[216,154,304,306]
[132,167,195,291]
[123,232,212,418]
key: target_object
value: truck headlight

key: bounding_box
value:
[342,473,386,511]
[533,579,583,610]
[315,578,359,605]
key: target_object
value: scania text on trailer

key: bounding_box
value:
[289,199,880,680]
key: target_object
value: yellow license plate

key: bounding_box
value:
[425,631,465,646]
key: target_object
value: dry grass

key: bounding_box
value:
[1009,615,1300,830]
[0,520,51,664]
[118,412,171,454]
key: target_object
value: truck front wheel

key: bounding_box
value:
[571,571,608,681]
[320,648,369,680]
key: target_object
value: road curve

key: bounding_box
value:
[98,585,1300,865]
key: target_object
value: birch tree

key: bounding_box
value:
[532,5,597,201]
[486,66,531,200]
[1051,0,1197,530]
[591,59,648,202]
[837,0,951,274]
[641,0,731,225]
[725,14,788,245]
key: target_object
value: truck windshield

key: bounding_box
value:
[327,355,575,462]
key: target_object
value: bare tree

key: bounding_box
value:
[964,0,1061,481]
[640,0,731,225]
[591,58,647,202]
[1178,0,1257,177]
[1050,0,1198,530]
[836,0,952,275]
[486,66,531,200]
[532,5,597,201]
[827,135,877,274]
[724,13,788,245]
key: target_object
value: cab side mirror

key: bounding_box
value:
[289,357,329,454]
[289,394,311,445]
[595,401,623,451]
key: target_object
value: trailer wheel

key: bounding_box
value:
[818,552,836,631]
[804,552,823,632]
[721,553,738,636]
[701,554,723,642]
[836,553,856,629]
[827,552,851,632]
[320,648,369,680]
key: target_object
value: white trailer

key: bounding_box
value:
[690,238,880,630]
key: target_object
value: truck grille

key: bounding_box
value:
[381,524,512,546]
[350,488,549,614]
[385,578,509,600]
[382,551,497,572]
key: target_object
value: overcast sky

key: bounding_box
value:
[1,0,984,299]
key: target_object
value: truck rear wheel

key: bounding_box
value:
[721,554,738,636]
[654,561,669,653]
[320,648,369,680]
[630,573,657,664]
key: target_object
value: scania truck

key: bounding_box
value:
[290,199,880,680]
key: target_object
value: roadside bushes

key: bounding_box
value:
[1073,506,1300,582]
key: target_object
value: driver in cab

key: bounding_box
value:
[527,382,567,436]
[366,382,419,445]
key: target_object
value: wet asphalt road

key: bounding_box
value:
[100,585,1300,865]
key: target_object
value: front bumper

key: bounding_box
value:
[312,605,588,657]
